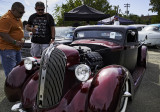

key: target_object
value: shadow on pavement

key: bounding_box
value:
[147,46,160,52]
[0,97,15,112]
[127,62,160,112]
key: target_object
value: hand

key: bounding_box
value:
[31,25,38,33]
[50,38,55,44]
[31,27,37,33]
[15,40,25,47]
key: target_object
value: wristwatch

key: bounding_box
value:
[13,40,16,45]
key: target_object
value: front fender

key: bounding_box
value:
[87,65,127,112]
[4,62,39,102]
[21,71,39,109]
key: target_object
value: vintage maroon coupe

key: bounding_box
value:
[5,25,147,112]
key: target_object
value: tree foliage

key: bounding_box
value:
[149,0,160,15]
[53,0,113,26]
[52,0,159,25]
[149,0,160,23]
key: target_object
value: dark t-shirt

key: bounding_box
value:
[27,13,55,44]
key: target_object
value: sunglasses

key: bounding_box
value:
[37,9,44,11]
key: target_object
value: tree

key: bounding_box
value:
[149,0,160,23]
[151,15,160,23]
[149,0,160,15]
[53,0,112,26]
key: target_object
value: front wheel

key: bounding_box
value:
[120,80,130,112]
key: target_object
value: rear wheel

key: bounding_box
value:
[120,80,130,112]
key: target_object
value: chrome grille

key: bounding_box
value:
[37,46,66,108]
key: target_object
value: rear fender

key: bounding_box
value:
[87,65,128,112]
[140,45,148,68]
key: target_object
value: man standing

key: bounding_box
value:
[0,2,25,77]
[26,1,55,57]
[113,17,120,25]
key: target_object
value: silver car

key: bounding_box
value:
[138,24,160,49]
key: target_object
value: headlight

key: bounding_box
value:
[75,64,91,82]
[24,57,36,70]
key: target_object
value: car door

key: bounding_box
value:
[122,29,139,72]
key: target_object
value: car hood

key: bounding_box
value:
[72,39,121,48]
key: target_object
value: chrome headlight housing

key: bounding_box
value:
[75,64,91,82]
[24,57,36,70]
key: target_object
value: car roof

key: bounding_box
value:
[75,25,137,33]
[149,24,160,27]
[129,24,147,27]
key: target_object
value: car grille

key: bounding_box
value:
[37,47,67,108]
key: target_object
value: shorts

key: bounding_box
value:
[30,43,49,57]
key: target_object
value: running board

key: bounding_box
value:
[132,66,145,90]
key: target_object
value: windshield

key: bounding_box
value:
[75,30,123,40]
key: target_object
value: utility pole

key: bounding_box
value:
[46,0,48,13]
[124,3,130,16]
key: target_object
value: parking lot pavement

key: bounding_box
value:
[0,65,15,112]
[127,48,160,112]
[0,48,160,112]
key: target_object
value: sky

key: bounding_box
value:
[108,0,157,16]
[0,0,157,22]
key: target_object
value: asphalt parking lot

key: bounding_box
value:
[126,48,160,112]
[0,48,160,112]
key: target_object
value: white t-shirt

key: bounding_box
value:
[114,21,120,25]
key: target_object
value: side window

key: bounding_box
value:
[127,30,137,43]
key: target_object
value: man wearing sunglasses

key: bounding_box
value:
[0,2,25,77]
[26,1,55,57]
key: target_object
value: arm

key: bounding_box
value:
[50,26,55,43]
[26,15,37,33]
[0,32,24,47]
[47,14,55,44]
[26,24,37,33]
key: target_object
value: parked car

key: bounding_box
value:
[55,26,75,44]
[129,24,147,31]
[21,26,75,58]
[138,24,160,49]
[5,25,147,112]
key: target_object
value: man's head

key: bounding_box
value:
[11,2,25,19]
[35,1,45,15]
[114,17,118,21]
